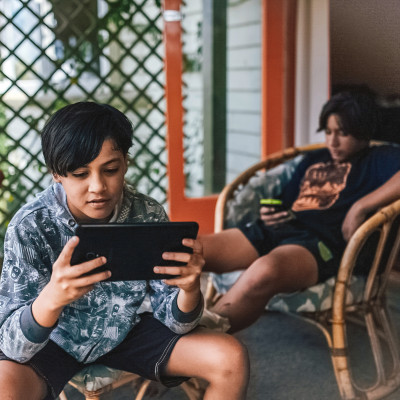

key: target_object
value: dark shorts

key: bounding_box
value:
[239,219,342,283]
[0,312,187,400]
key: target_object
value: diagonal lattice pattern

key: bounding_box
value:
[0,0,166,253]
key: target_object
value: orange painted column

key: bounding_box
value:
[163,0,217,234]
[261,0,296,158]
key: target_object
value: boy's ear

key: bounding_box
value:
[52,173,61,183]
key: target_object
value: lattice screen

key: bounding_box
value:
[0,0,167,254]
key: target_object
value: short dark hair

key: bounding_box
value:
[41,102,133,176]
[317,91,379,141]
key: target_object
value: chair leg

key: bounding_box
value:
[135,379,151,400]
[330,304,400,400]
[58,391,68,400]
[307,312,358,400]
[61,376,204,400]
[63,388,101,400]
[330,351,358,400]
[180,378,205,400]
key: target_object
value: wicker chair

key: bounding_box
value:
[59,367,202,400]
[59,369,147,400]
[205,143,400,400]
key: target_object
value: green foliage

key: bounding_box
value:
[0,132,22,256]
[183,21,203,73]
[0,101,65,256]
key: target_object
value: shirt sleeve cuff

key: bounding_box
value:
[171,293,204,323]
[20,304,55,343]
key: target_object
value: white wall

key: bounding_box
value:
[181,1,204,197]
[331,0,400,97]
[226,0,262,182]
[294,0,330,146]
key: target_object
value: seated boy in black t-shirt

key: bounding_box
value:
[200,92,400,333]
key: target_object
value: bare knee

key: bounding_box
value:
[207,335,250,383]
[168,331,249,383]
[240,248,315,297]
[0,360,47,400]
[167,330,249,399]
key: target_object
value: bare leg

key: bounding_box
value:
[199,229,259,273]
[0,360,48,400]
[165,328,250,400]
[212,244,318,332]
[199,229,318,332]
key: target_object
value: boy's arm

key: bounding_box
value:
[0,225,52,361]
[342,171,400,241]
[0,231,110,362]
[32,236,110,328]
[148,281,203,335]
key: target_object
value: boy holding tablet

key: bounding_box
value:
[0,102,249,399]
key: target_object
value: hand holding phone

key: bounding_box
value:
[259,199,294,226]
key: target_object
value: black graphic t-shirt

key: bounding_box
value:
[281,145,400,249]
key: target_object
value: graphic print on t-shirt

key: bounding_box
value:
[291,161,352,211]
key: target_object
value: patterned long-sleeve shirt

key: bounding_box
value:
[0,183,203,363]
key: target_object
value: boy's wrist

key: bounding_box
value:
[32,290,64,328]
[181,283,201,296]
[173,292,203,323]
[176,286,202,311]
[20,304,56,343]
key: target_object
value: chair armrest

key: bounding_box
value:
[332,199,400,324]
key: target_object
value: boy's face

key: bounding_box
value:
[54,139,128,223]
[325,114,368,163]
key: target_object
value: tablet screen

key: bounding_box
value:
[70,221,199,281]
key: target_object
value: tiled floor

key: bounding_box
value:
[60,273,400,399]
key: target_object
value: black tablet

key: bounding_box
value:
[70,221,199,281]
